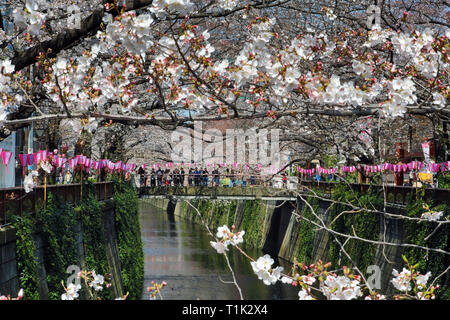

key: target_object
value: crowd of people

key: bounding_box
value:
[137,166,268,188]
[137,164,442,189]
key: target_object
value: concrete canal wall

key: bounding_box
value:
[0,226,19,297]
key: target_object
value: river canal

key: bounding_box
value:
[139,201,299,300]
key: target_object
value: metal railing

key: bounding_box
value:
[138,173,450,205]
[139,173,282,187]
[0,182,114,227]
[301,181,450,205]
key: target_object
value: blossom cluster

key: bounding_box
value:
[150,0,195,18]
[421,210,444,221]
[61,269,109,300]
[0,59,19,127]
[420,204,445,222]
[210,225,245,254]
[391,266,438,300]
[2,4,446,134]
[147,280,167,300]
[23,170,39,193]
[40,161,53,174]
[321,273,362,300]
[250,255,283,285]
[0,289,24,300]
[0,0,448,138]
[12,0,46,36]
[61,283,82,300]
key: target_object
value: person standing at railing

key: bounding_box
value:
[191,167,196,186]
[177,168,182,186]
[202,167,208,186]
[156,167,163,186]
[237,170,245,187]
[149,168,155,187]
[223,168,230,187]
[64,169,73,184]
[193,167,199,186]
[197,167,202,186]
[138,165,146,187]
[188,168,193,186]
[315,172,321,182]
[282,171,287,188]
[172,168,178,186]
[229,169,235,187]
[241,172,247,187]
[203,168,207,186]
[56,171,63,184]
[165,169,172,186]
[250,174,255,185]
[212,167,220,186]
[394,162,404,186]
[180,168,186,186]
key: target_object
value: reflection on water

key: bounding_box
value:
[140,201,299,300]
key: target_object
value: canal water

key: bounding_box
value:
[140,201,299,300]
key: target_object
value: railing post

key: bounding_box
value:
[44,172,47,209]
[0,191,5,225]
[80,168,83,201]
[20,187,23,217]
[403,187,407,204]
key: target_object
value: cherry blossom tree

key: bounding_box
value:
[0,0,447,300]
[0,1,447,155]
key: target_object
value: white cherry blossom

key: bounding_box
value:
[24,170,38,193]
[61,283,81,300]
[210,240,228,254]
[321,274,362,300]
[217,0,238,11]
[391,268,412,292]
[250,255,283,285]
[432,92,446,108]
[416,272,431,289]
[1,60,14,74]
[298,289,313,300]
[90,271,105,291]
[40,161,53,174]
[216,225,230,239]
[421,210,443,221]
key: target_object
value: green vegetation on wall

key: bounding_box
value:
[294,185,382,270]
[402,188,449,299]
[325,184,382,273]
[293,184,448,298]
[240,200,266,248]
[78,182,112,300]
[11,213,40,300]
[38,193,79,300]
[113,180,144,300]
[186,199,236,230]
[437,173,450,189]
[295,193,319,265]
